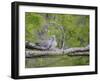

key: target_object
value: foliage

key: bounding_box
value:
[25,12,45,42]
[25,55,89,68]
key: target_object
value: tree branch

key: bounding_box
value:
[25,47,89,58]
[25,41,89,58]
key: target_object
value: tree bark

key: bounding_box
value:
[25,47,89,58]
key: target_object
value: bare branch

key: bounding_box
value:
[25,47,89,58]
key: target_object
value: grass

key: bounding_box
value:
[25,54,89,68]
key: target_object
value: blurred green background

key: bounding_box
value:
[25,12,89,68]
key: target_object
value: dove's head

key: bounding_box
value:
[51,35,56,40]
[48,35,56,41]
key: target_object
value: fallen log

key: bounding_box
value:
[25,47,89,58]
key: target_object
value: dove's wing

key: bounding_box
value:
[35,39,52,49]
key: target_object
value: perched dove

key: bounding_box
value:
[35,35,57,50]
